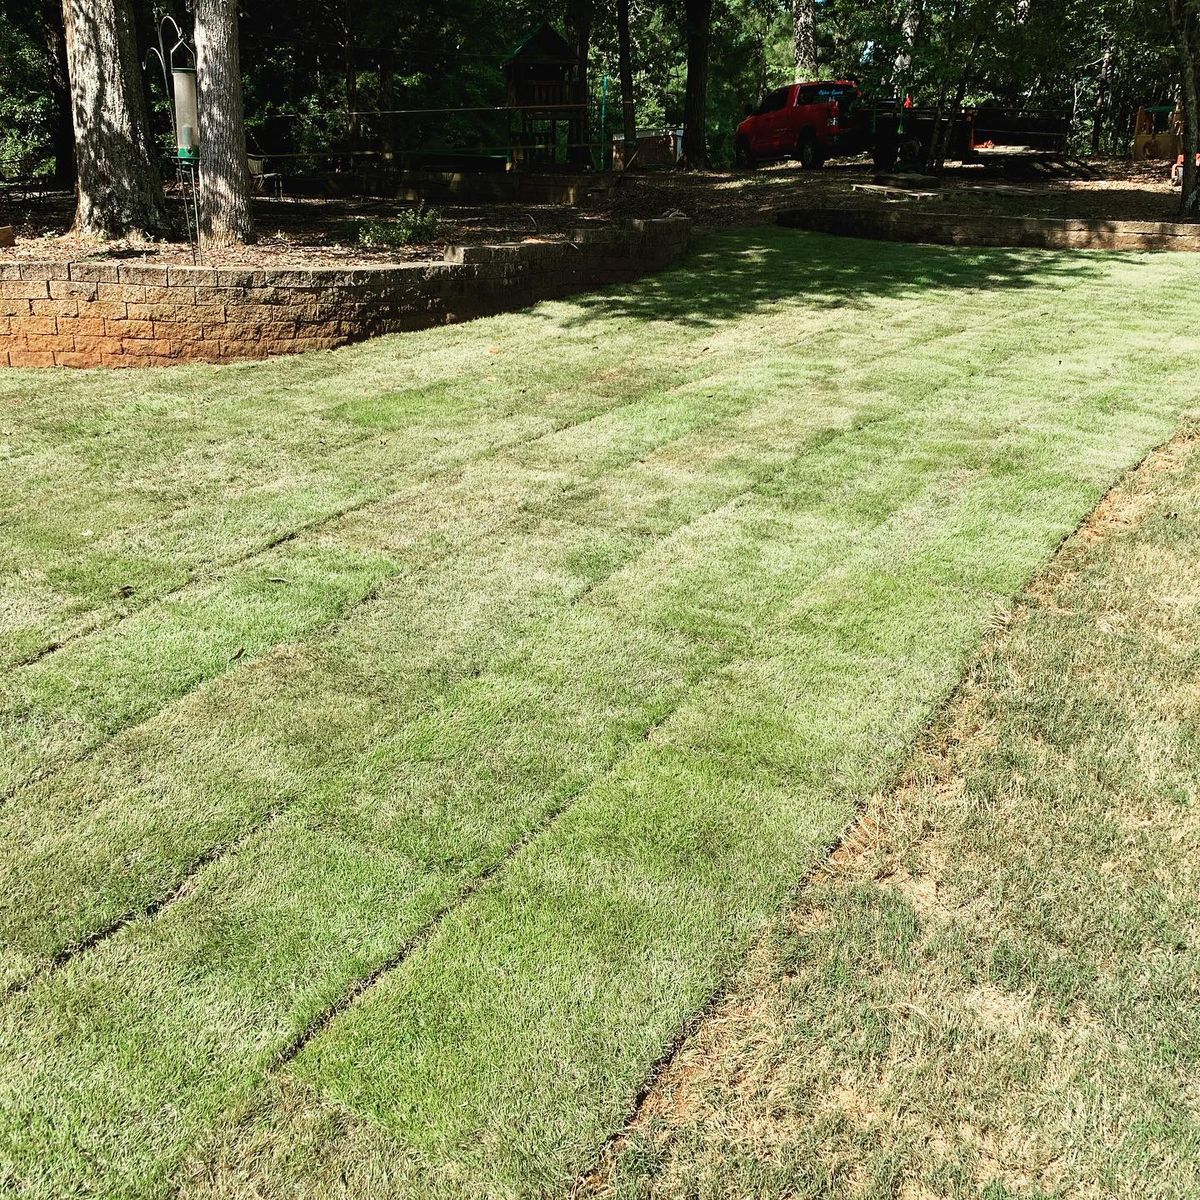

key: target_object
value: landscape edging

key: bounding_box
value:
[0,215,690,368]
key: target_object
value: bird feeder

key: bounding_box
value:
[144,16,203,263]
[172,67,199,160]
[145,16,199,161]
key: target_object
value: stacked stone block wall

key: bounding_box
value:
[776,207,1200,252]
[1,217,689,368]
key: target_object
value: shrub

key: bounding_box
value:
[356,203,443,247]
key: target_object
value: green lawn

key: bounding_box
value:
[0,229,1197,1198]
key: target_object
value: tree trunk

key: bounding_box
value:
[616,0,636,162]
[681,0,712,167]
[194,0,254,245]
[793,0,817,79]
[61,0,164,237]
[41,0,75,190]
[566,0,593,166]
[893,0,924,86]
[344,2,358,172]
[1091,43,1112,156]
[1168,0,1198,218]
[1174,1,1200,219]
[932,59,973,175]
[379,50,396,160]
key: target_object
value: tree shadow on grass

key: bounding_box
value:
[565,227,1126,332]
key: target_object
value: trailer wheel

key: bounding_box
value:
[798,132,824,171]
[733,136,756,171]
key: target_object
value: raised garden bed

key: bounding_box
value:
[776,205,1200,251]
[0,217,691,368]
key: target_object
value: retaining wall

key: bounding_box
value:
[0,216,689,368]
[776,207,1200,252]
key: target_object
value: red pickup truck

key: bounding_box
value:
[734,82,1071,172]
[734,80,869,170]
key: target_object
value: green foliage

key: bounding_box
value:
[355,202,443,246]
[5,0,1190,183]
[0,11,54,179]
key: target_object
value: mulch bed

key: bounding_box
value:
[0,158,1186,267]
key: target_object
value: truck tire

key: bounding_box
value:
[798,132,824,171]
[734,136,756,170]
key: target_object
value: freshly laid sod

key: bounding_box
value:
[593,429,1200,1200]
[0,230,1197,1198]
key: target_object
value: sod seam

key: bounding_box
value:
[2,803,285,999]
[274,698,683,1070]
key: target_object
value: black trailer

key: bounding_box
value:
[866,102,1070,171]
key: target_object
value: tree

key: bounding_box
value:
[40,0,74,189]
[681,0,713,165]
[616,0,637,160]
[60,0,164,237]
[1091,41,1112,155]
[893,0,924,85]
[566,0,593,166]
[793,0,817,78]
[194,0,253,244]
[1165,0,1200,218]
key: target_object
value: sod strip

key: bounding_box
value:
[0,258,1165,801]
[0,380,1174,1197]
[290,409,1190,1196]
[0,439,948,1196]
[0,376,893,984]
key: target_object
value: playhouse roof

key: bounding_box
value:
[502,23,575,66]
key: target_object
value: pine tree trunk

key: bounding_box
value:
[344,2,358,172]
[194,0,253,245]
[793,0,817,79]
[617,0,637,161]
[1091,44,1112,156]
[893,0,924,85]
[379,51,396,159]
[61,0,164,237]
[681,0,712,167]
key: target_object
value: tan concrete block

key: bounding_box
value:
[8,350,56,367]
[104,318,153,339]
[0,280,50,299]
